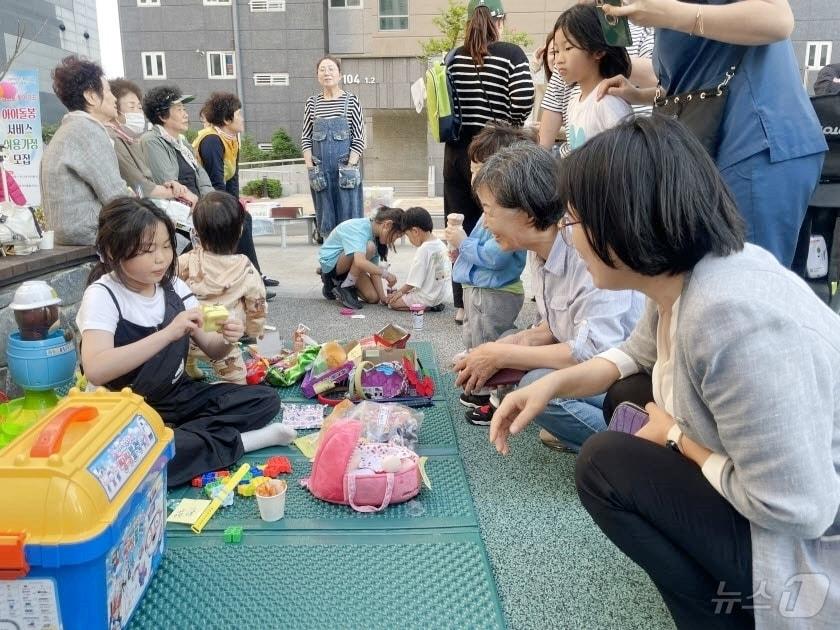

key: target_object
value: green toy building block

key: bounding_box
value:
[223,526,244,544]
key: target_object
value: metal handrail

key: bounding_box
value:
[240,158,305,168]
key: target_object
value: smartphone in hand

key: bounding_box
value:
[596,0,634,48]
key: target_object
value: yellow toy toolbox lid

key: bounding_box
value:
[0,388,174,546]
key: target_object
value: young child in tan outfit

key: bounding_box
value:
[179,191,267,383]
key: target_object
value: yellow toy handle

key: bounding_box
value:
[191,463,251,534]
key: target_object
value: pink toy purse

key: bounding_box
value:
[300,420,421,512]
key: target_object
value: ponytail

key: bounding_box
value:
[464,6,501,66]
[372,206,405,261]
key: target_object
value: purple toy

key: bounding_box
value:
[301,361,355,398]
[357,361,406,400]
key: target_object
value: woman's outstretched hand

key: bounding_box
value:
[489,376,558,455]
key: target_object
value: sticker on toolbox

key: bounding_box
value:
[106,472,165,629]
[0,578,61,629]
[88,414,158,501]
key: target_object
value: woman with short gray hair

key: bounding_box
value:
[455,141,644,438]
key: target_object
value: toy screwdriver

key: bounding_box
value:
[191,463,250,534]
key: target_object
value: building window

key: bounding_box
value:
[137,0,161,6]
[379,0,408,30]
[207,51,236,79]
[258,143,273,152]
[806,41,832,69]
[141,52,166,79]
[253,73,290,86]
[250,0,285,10]
[203,0,232,5]
[330,0,362,8]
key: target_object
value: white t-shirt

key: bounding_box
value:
[405,238,451,308]
[76,273,199,334]
[566,91,633,151]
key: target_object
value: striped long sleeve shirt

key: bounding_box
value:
[448,41,535,131]
[300,92,366,155]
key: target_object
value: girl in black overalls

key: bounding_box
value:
[76,198,291,487]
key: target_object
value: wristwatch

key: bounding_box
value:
[665,424,683,453]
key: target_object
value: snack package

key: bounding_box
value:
[266,345,321,387]
[292,323,317,352]
[310,340,349,377]
[344,400,424,450]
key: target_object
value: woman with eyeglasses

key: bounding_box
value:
[301,55,366,242]
[491,116,840,629]
[453,140,643,444]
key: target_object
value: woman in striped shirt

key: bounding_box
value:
[445,0,535,324]
[301,55,367,241]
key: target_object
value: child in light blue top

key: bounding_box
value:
[445,123,533,350]
[318,209,405,308]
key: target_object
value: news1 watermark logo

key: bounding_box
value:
[713,574,831,618]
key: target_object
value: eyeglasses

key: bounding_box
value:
[559,214,581,246]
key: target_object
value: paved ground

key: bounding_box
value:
[253,235,673,630]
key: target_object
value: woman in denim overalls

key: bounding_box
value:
[302,56,365,241]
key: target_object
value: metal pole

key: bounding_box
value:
[231,0,246,119]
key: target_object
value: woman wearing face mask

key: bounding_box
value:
[106,78,192,203]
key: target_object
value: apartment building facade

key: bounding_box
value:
[118,0,567,189]
[789,0,840,92]
[1,0,101,124]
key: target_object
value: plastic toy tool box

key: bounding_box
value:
[0,388,174,630]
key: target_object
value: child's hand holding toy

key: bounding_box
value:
[219,318,245,345]
[166,308,203,341]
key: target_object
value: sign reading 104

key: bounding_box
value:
[343,74,376,84]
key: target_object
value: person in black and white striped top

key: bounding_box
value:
[301,56,367,239]
[445,0,535,323]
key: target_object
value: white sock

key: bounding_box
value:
[240,423,297,452]
[340,273,357,288]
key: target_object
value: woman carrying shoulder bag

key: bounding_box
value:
[445,0,535,323]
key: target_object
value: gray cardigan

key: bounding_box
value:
[141,126,213,196]
[40,113,127,245]
[619,244,839,629]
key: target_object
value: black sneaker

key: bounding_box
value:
[466,404,494,426]
[262,275,280,287]
[319,269,336,300]
[459,392,491,409]
[266,291,276,302]
[333,285,363,310]
[427,303,445,312]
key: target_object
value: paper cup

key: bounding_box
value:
[39,231,54,250]
[256,479,287,522]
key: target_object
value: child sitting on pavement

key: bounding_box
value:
[386,207,451,311]
[178,191,267,383]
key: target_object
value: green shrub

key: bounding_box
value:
[270,128,302,160]
[242,178,283,198]
[240,134,269,163]
[183,127,198,143]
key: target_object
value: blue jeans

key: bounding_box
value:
[520,368,606,452]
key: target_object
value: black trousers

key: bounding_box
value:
[237,212,262,275]
[155,378,280,487]
[602,372,655,424]
[578,379,754,629]
[444,134,482,309]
